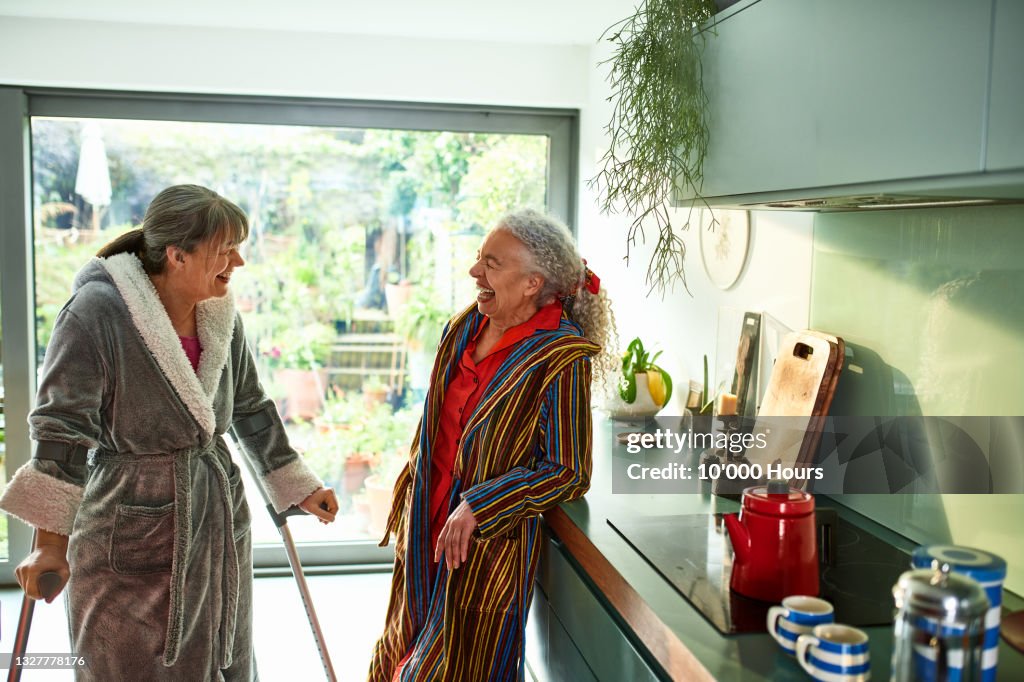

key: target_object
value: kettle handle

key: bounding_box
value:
[766,606,790,648]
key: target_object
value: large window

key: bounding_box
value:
[1,89,576,574]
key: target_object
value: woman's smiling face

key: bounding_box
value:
[178,230,245,303]
[468,228,543,328]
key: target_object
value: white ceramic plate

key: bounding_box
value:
[699,208,751,290]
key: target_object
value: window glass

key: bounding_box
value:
[30,117,549,546]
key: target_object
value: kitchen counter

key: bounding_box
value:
[534,411,1024,681]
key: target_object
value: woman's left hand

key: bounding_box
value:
[299,487,339,524]
[434,500,479,570]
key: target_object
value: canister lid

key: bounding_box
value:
[893,569,990,625]
[742,483,814,516]
[911,545,1007,583]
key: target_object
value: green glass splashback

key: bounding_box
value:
[811,205,1024,595]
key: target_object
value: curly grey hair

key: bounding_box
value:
[495,209,618,381]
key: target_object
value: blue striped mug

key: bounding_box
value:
[767,595,834,655]
[796,623,871,682]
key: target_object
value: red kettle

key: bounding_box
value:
[723,481,819,602]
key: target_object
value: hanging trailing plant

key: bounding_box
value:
[591,0,719,296]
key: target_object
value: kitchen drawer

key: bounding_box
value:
[538,532,662,682]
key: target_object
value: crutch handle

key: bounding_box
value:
[266,501,333,527]
[38,571,65,601]
[7,572,66,682]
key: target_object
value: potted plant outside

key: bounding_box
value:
[264,322,336,422]
[384,279,416,320]
[362,406,420,538]
[394,285,451,397]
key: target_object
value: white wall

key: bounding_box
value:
[0,16,589,106]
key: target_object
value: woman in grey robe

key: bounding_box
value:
[0,184,339,681]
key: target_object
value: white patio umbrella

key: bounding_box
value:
[74,121,112,231]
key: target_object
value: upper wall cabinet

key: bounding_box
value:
[680,0,1005,204]
[987,0,1024,171]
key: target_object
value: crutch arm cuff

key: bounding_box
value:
[33,440,89,466]
[230,407,275,440]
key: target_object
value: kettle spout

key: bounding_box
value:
[723,512,749,563]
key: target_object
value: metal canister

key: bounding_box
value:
[911,545,1006,682]
[891,568,989,682]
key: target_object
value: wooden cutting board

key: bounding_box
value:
[759,330,844,417]
[747,330,845,485]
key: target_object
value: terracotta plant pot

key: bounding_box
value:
[384,282,415,319]
[343,451,376,495]
[363,386,389,409]
[365,474,396,539]
[275,368,324,422]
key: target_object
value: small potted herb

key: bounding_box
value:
[618,337,673,416]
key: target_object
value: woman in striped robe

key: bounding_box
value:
[368,210,615,681]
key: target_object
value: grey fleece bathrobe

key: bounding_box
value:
[0,252,323,681]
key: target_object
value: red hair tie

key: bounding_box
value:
[582,258,600,295]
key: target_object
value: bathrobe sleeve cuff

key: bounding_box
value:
[261,457,324,513]
[0,460,85,536]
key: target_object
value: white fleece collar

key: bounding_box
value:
[98,253,235,436]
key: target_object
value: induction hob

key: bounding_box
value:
[607,510,908,635]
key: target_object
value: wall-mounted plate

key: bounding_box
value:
[699,209,751,290]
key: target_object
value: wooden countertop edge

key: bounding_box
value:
[543,506,716,682]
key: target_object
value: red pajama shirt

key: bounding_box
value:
[393,300,562,682]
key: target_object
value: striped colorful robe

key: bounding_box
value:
[368,303,599,682]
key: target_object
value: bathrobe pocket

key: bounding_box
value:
[110,501,175,575]
[453,535,519,613]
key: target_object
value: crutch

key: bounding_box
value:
[7,529,66,682]
[231,435,338,682]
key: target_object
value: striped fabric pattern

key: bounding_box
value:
[910,545,1005,682]
[369,303,599,682]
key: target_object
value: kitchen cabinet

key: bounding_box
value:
[526,583,598,682]
[527,531,662,682]
[986,0,1024,171]
[679,0,995,203]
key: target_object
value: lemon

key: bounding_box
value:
[647,371,667,406]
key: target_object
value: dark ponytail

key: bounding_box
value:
[96,227,145,259]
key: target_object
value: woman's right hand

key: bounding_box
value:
[16,539,70,603]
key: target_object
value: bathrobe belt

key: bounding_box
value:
[84,441,242,669]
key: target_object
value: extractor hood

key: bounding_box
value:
[714,169,1024,211]
[674,0,1024,211]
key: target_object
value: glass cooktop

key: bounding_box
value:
[607,509,909,635]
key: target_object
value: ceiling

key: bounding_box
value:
[0,0,638,45]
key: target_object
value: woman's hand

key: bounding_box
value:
[16,535,70,603]
[299,487,339,524]
[434,500,479,570]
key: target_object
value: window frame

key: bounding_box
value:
[0,86,578,579]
